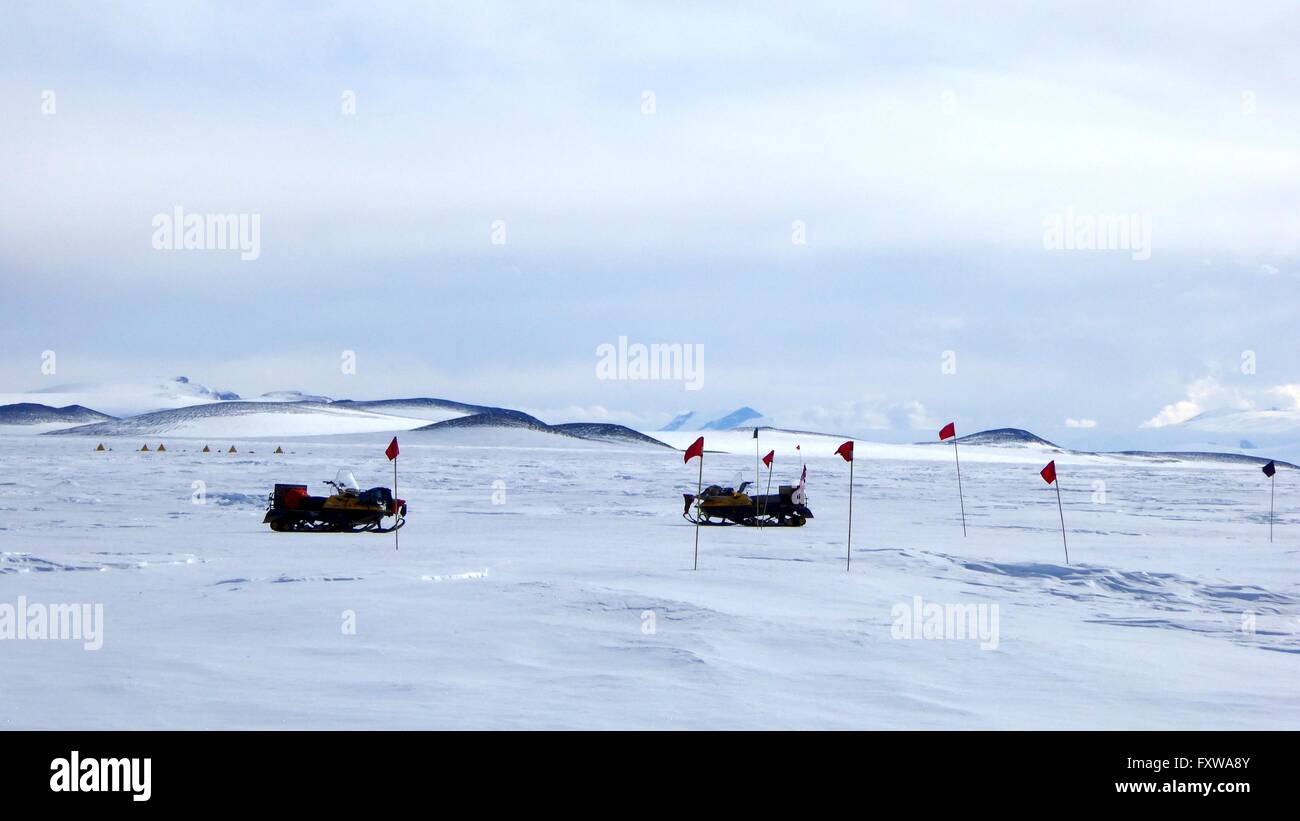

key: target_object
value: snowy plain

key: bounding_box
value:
[0,427,1296,729]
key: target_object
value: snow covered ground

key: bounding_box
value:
[1,430,1296,729]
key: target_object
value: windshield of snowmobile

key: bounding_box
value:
[728,472,751,494]
[334,469,360,491]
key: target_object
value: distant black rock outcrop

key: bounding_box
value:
[953,428,1060,447]
[550,423,673,448]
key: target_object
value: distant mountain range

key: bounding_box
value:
[0,403,116,425]
[9,386,671,449]
[917,426,1294,469]
[6,376,1300,465]
[415,412,671,447]
[660,406,771,431]
[4,376,241,417]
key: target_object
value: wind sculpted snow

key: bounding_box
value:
[0,432,1296,728]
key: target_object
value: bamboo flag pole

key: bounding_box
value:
[694,454,703,569]
[393,452,399,552]
[847,458,855,571]
[1055,479,1067,564]
[836,441,855,571]
[1041,460,1067,563]
[754,428,761,529]
[685,436,705,569]
[954,439,967,537]
[940,422,966,537]
[763,452,774,522]
[1263,460,1277,542]
[386,437,401,552]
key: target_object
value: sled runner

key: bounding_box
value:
[264,469,406,533]
[683,480,813,527]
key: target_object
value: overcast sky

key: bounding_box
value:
[1,2,1297,444]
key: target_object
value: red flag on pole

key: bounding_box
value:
[837,441,855,570]
[943,422,967,536]
[762,450,774,468]
[684,436,704,463]
[1041,460,1068,563]
[386,437,400,551]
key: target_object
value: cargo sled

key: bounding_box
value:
[264,469,406,533]
[683,479,813,527]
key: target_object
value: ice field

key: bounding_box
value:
[1,429,1297,729]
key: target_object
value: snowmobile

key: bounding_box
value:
[264,470,406,533]
[682,476,813,527]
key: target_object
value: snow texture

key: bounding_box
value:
[1,427,1296,729]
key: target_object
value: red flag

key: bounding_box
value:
[939,422,956,441]
[1040,460,1056,485]
[385,437,399,461]
[762,450,774,468]
[684,436,704,463]
[835,441,854,462]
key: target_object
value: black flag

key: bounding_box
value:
[1263,460,1277,478]
[753,427,758,438]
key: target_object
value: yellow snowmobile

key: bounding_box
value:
[264,470,406,533]
[683,478,813,527]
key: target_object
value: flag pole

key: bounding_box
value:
[764,456,773,522]
[1055,479,1068,564]
[755,429,761,529]
[694,455,703,570]
[1270,473,1275,543]
[953,439,967,537]
[393,452,399,552]
[846,458,854,572]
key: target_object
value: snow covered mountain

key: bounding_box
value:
[658,406,772,431]
[661,411,696,431]
[1122,408,1300,465]
[952,428,1060,447]
[46,401,431,439]
[3,376,240,417]
[414,412,671,448]
[702,406,767,430]
[260,390,334,403]
[0,403,115,427]
[33,389,671,447]
[657,425,1294,470]
[331,397,505,423]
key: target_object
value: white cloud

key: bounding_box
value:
[1267,384,1300,410]
[1065,418,1097,428]
[786,398,936,434]
[1141,376,1254,428]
